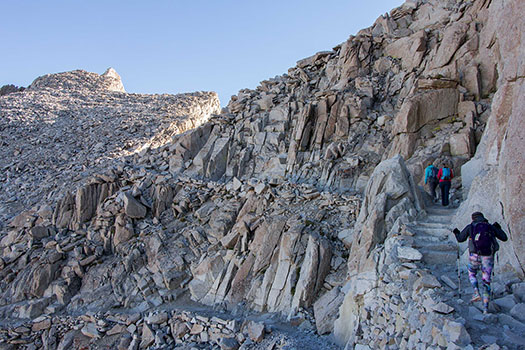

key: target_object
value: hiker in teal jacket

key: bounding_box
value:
[424,163,439,201]
[453,212,508,313]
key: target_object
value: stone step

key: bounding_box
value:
[425,212,455,223]
[414,221,450,229]
[413,226,451,237]
[425,217,454,226]
[421,212,455,223]
[425,206,457,217]
[413,238,457,252]
[420,249,457,265]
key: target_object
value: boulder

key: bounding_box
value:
[30,226,49,240]
[113,214,135,248]
[219,337,240,350]
[81,323,101,339]
[512,283,525,302]
[390,88,459,158]
[384,30,426,71]
[397,246,423,261]
[188,253,225,301]
[494,295,517,312]
[145,312,168,325]
[140,323,155,348]
[313,287,344,334]
[291,235,332,310]
[431,22,468,69]
[101,67,126,92]
[245,321,265,343]
[348,155,421,276]
[432,302,454,314]
[170,321,190,339]
[123,192,147,219]
[510,303,525,322]
[442,320,471,346]
[56,330,81,350]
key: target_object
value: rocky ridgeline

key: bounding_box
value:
[0,84,25,96]
[1,0,525,349]
[0,68,221,226]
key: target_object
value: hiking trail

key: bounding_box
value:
[407,203,525,349]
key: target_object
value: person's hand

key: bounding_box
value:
[493,222,501,229]
[453,228,460,235]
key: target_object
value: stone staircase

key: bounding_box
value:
[409,204,525,350]
[411,207,458,266]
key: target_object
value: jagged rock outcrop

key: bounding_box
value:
[347,155,422,277]
[0,84,25,96]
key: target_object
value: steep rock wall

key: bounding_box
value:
[455,0,525,277]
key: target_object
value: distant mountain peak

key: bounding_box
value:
[28,68,126,93]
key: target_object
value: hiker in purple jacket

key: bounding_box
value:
[453,212,508,313]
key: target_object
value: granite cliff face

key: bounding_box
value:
[454,0,525,278]
[0,0,524,349]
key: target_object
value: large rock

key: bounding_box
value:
[113,214,135,248]
[122,192,147,219]
[313,287,344,334]
[245,321,265,343]
[348,155,421,277]
[390,88,459,158]
[384,30,426,71]
[291,235,332,311]
[188,253,226,301]
[335,155,421,346]
[266,223,303,312]
[430,22,468,69]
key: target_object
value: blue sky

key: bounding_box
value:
[0,1,404,105]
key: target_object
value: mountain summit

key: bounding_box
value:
[28,67,126,93]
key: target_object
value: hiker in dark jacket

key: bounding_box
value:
[424,163,439,202]
[453,212,508,313]
[437,164,453,206]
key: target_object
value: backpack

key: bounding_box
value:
[441,167,451,181]
[430,167,439,180]
[470,222,494,256]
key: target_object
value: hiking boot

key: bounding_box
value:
[470,294,481,302]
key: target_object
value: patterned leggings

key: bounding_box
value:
[468,253,494,308]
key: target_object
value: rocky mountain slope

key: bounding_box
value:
[0,68,220,226]
[0,0,524,349]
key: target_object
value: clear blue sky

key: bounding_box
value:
[1,0,403,105]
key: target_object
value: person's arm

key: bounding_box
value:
[451,169,454,180]
[424,168,429,184]
[437,168,442,181]
[453,224,471,242]
[492,222,508,241]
